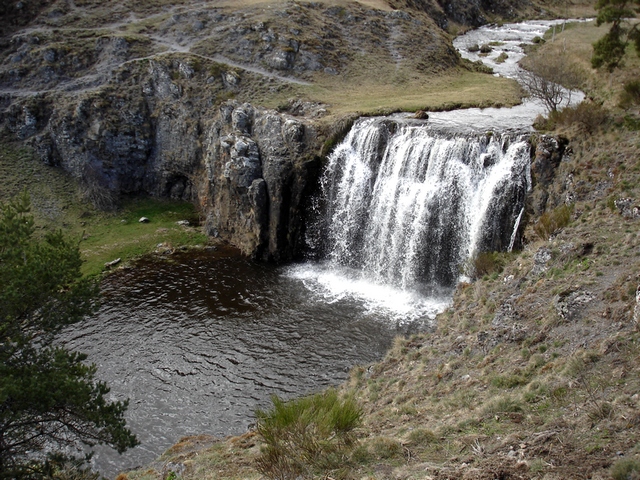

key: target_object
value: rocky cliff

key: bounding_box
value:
[201,101,319,260]
[3,59,322,260]
[0,0,563,260]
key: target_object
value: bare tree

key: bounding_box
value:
[517,51,583,113]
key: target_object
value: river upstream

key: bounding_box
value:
[60,19,586,478]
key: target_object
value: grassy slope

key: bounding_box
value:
[0,141,208,277]
[123,17,640,480]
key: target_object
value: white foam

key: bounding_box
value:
[285,263,451,324]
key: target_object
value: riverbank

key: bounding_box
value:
[0,140,208,275]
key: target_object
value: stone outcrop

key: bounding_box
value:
[201,101,319,260]
[528,134,569,215]
[2,57,322,261]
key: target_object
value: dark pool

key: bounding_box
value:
[61,247,445,477]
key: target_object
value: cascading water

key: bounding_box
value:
[292,117,531,317]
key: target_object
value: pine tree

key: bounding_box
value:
[0,192,138,479]
[592,0,640,71]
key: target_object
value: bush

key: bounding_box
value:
[611,458,640,480]
[469,251,510,279]
[255,389,362,480]
[518,52,583,113]
[620,80,640,108]
[534,204,573,240]
[549,101,609,133]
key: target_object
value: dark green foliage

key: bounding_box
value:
[592,0,640,71]
[0,192,138,479]
[255,389,361,479]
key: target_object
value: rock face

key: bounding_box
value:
[529,134,569,215]
[388,0,533,29]
[202,101,319,260]
[2,57,321,261]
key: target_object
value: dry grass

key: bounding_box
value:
[532,20,640,108]
[302,70,522,116]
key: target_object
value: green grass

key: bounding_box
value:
[255,389,362,479]
[0,140,208,277]
[298,69,522,117]
[77,197,208,276]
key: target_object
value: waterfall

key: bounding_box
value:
[311,117,531,293]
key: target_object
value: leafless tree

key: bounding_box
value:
[518,52,584,113]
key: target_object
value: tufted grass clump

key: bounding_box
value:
[255,389,362,480]
[469,251,512,279]
[611,458,640,480]
[483,395,524,415]
[534,204,574,240]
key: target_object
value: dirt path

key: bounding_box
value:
[2,1,312,99]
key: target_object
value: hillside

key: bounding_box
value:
[0,0,535,266]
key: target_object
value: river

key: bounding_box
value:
[62,247,444,476]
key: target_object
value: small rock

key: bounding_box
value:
[176,220,190,226]
[104,258,121,269]
[615,198,640,218]
[532,247,552,274]
[633,285,640,326]
[139,217,150,223]
[555,290,594,321]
